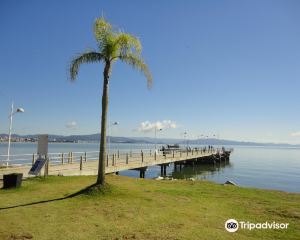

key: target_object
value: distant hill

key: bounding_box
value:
[180,138,299,147]
[131,137,300,147]
[0,133,299,147]
[0,134,150,144]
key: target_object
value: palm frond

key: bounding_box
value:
[93,17,112,43]
[114,33,142,57]
[69,51,104,81]
[119,54,152,88]
[93,18,117,60]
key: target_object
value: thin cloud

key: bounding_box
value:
[290,131,300,137]
[66,121,77,130]
[136,120,177,132]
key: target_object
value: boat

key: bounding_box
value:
[159,144,181,155]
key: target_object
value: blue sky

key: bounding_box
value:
[1,0,300,143]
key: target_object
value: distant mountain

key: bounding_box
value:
[180,138,300,147]
[130,137,182,144]
[0,133,299,147]
[0,134,150,144]
[130,137,300,147]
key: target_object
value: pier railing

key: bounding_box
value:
[0,147,233,179]
[0,151,99,167]
[0,147,227,168]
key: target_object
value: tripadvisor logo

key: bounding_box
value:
[225,219,289,232]
[225,219,239,232]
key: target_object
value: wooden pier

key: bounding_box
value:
[0,148,232,179]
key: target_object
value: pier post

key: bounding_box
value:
[106,154,109,167]
[139,170,145,178]
[154,151,157,161]
[84,152,87,162]
[173,150,174,158]
[141,151,144,163]
[32,154,35,166]
[160,165,163,176]
[115,154,117,165]
[61,153,64,165]
[44,157,49,177]
[112,154,115,166]
[71,152,73,164]
[126,153,129,164]
[174,163,177,171]
[163,165,167,176]
[80,156,83,170]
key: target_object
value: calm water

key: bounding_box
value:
[1,142,300,193]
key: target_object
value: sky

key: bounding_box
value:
[1,0,300,144]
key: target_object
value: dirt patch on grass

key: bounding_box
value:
[8,233,33,240]
[267,209,300,220]
[79,182,112,196]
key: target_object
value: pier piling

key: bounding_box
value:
[139,170,145,178]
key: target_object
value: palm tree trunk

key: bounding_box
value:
[97,61,111,185]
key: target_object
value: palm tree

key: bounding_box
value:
[69,17,152,185]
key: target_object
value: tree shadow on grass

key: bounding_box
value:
[0,183,111,211]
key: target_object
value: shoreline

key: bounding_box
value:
[1,174,300,194]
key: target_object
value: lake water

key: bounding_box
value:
[0,142,299,193]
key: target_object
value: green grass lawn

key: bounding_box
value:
[0,175,299,240]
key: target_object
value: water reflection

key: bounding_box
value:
[170,161,233,180]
